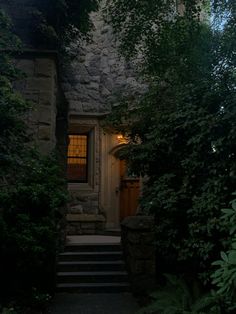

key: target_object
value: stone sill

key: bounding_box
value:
[68,183,95,192]
[69,112,109,119]
[66,214,106,223]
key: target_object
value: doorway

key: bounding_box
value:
[119,160,140,221]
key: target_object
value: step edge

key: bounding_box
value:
[65,243,121,246]
[56,282,130,288]
[58,260,125,264]
[57,271,128,276]
[59,251,123,256]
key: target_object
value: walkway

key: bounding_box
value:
[48,235,139,314]
[48,293,139,314]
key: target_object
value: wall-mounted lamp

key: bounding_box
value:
[116,134,127,144]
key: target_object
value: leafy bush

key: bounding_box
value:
[106,0,236,283]
[212,194,236,312]
[137,274,221,314]
[2,0,99,51]
[0,152,68,303]
[0,152,67,300]
[0,10,68,306]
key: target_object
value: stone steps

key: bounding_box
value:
[56,282,130,293]
[56,241,130,293]
[58,260,126,272]
[59,251,123,262]
[65,243,121,252]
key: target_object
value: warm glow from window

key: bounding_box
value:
[67,134,88,182]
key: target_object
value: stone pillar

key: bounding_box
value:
[121,216,156,294]
[14,52,59,154]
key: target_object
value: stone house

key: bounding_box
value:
[1,1,145,234]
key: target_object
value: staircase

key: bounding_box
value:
[56,238,130,293]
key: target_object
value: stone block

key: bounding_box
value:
[35,58,54,77]
[108,59,117,66]
[69,204,83,214]
[66,223,82,235]
[96,222,105,230]
[37,106,52,124]
[16,59,35,76]
[23,91,39,104]
[65,91,79,101]
[87,65,100,76]
[127,232,140,244]
[39,91,54,106]
[77,74,90,84]
[81,222,96,230]
[38,125,51,141]
[27,107,38,122]
[66,214,105,223]
[101,87,111,97]
[90,76,100,83]
[88,82,99,90]
[83,229,96,235]
[82,102,98,112]
[37,140,55,155]
[69,101,83,112]
[26,78,53,91]
[88,90,100,101]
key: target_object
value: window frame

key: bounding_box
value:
[67,133,89,183]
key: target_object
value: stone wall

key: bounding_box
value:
[62,3,147,221]
[62,4,146,115]
[14,53,59,154]
[121,216,156,294]
[66,214,105,235]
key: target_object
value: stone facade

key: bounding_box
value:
[66,214,105,235]
[3,0,147,231]
[62,7,145,116]
[62,4,146,227]
[14,53,59,154]
[121,216,156,293]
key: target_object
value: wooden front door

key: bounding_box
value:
[119,160,140,221]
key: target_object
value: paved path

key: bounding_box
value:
[47,293,139,314]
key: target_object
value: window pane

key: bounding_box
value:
[67,134,88,182]
[68,135,87,158]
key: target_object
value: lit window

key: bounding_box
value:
[67,134,88,182]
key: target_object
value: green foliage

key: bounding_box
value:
[105,0,236,282]
[23,0,99,49]
[137,274,221,314]
[0,153,68,301]
[1,308,18,314]
[211,194,236,312]
[0,10,67,305]
[0,10,29,171]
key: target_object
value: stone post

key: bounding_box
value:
[121,216,156,294]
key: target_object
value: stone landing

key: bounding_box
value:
[66,214,106,235]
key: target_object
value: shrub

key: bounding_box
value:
[137,274,221,314]
[0,152,68,304]
[212,193,236,312]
